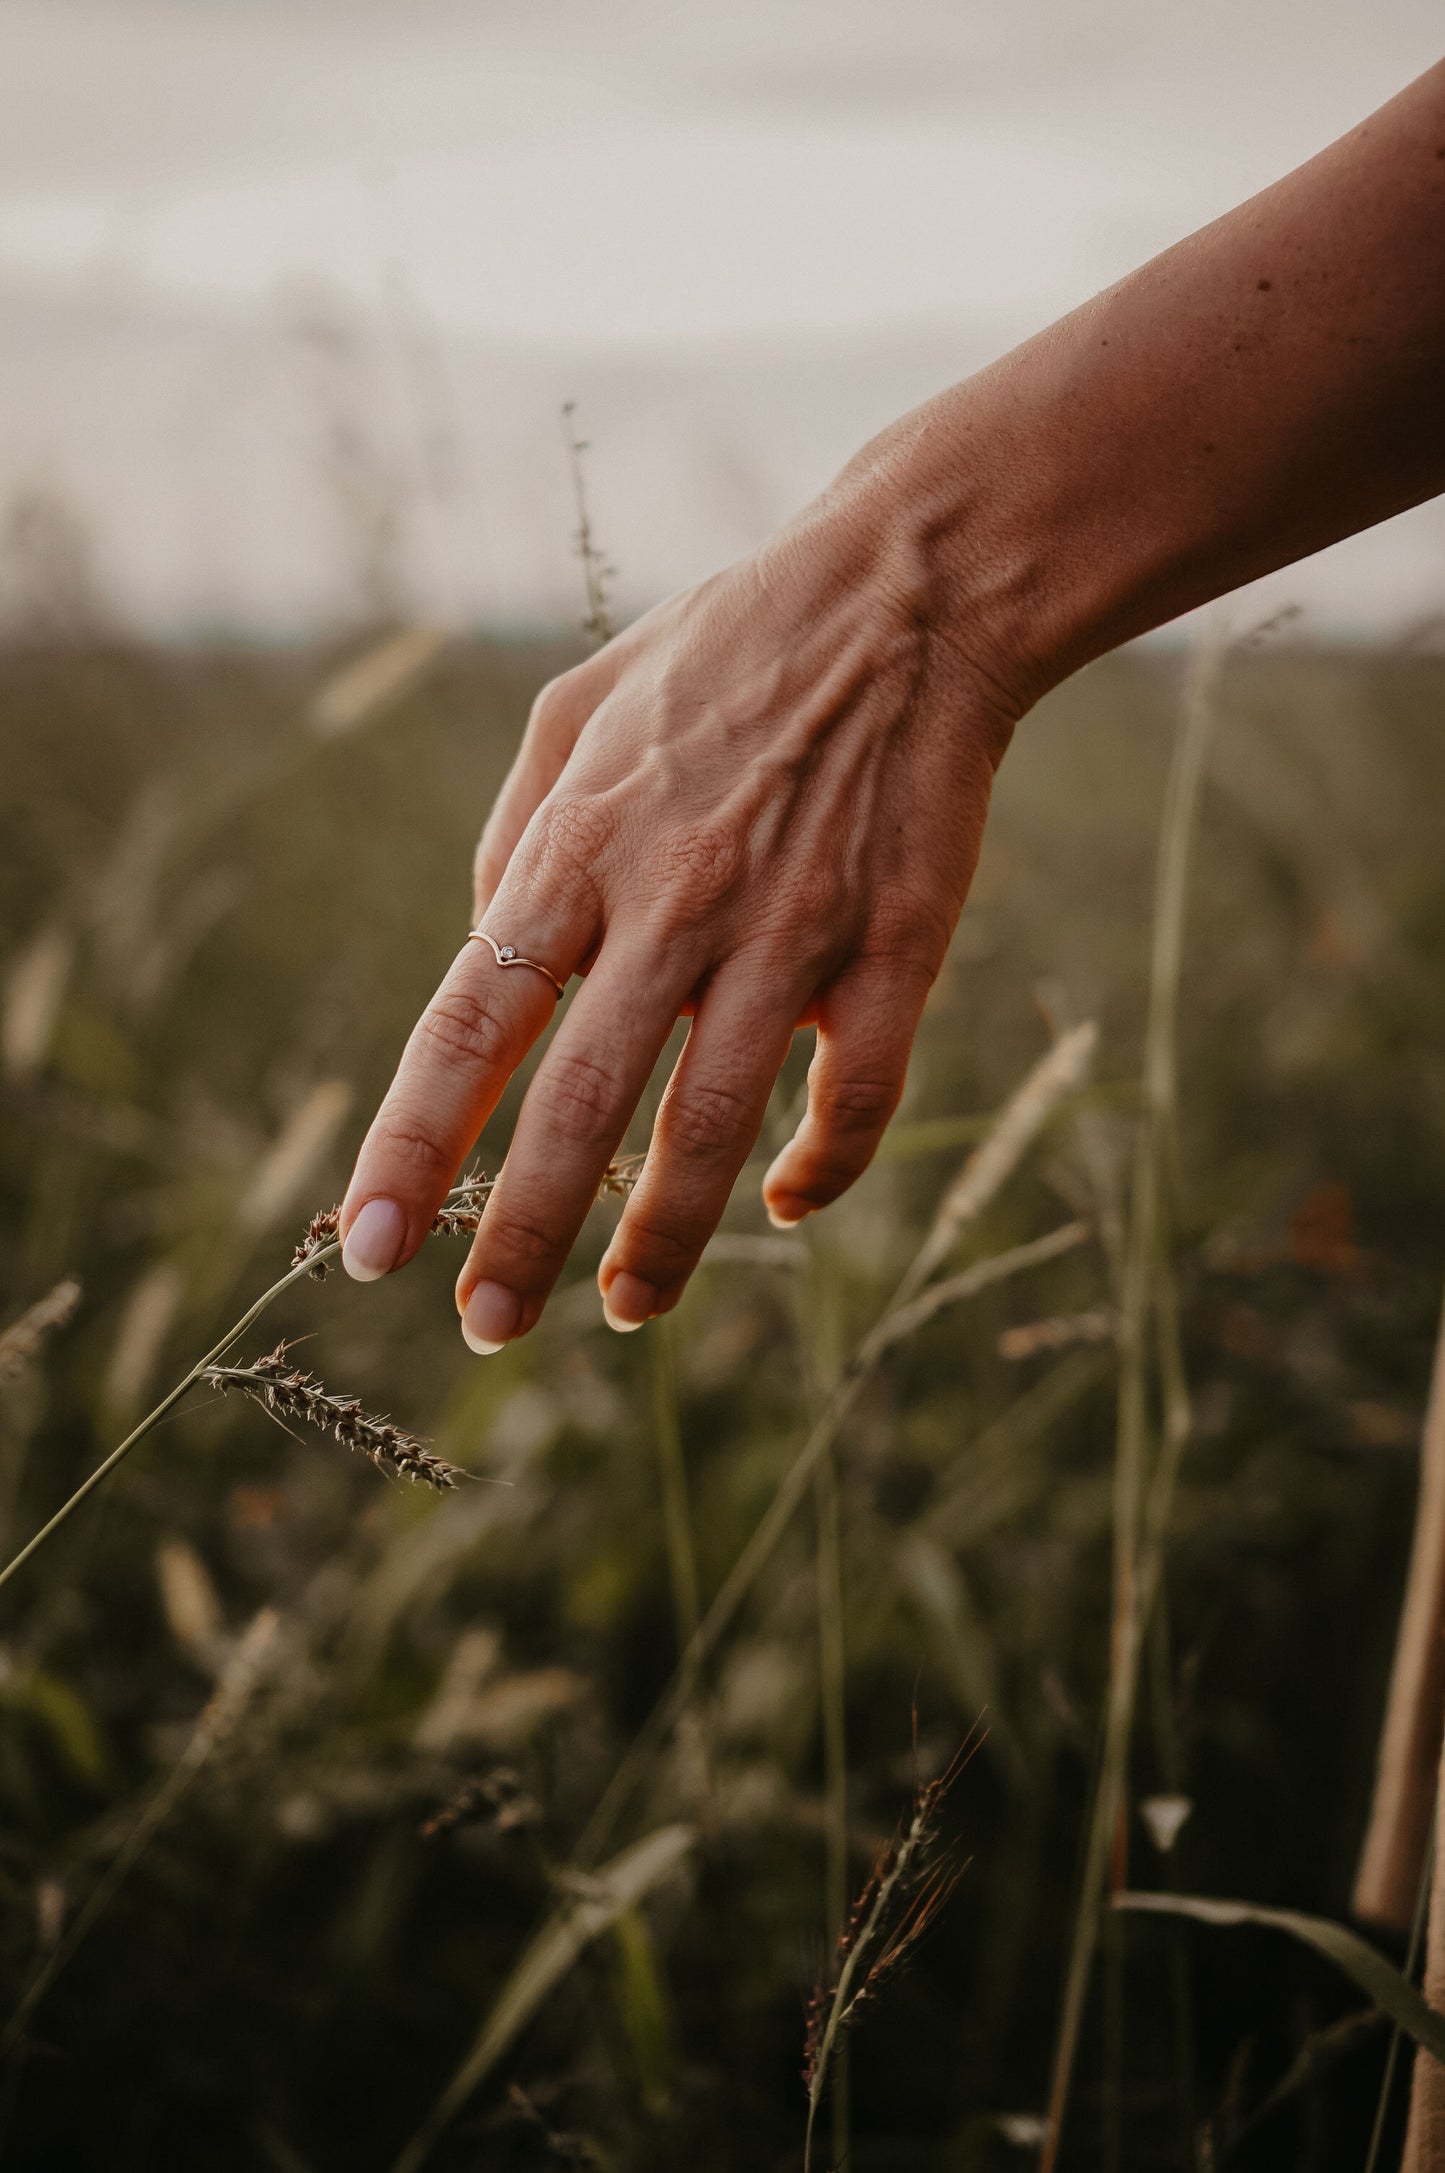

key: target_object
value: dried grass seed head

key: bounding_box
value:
[293,1156,639,1276]
[205,1342,462,1492]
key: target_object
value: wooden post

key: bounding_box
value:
[1356,1290,1445,1932]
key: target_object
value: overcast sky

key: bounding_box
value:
[0,0,1441,636]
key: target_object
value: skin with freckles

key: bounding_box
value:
[340,57,1445,1350]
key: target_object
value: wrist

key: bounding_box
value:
[824,381,1089,727]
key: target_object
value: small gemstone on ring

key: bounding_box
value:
[500,945,516,961]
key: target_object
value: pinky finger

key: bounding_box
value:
[760,960,931,1228]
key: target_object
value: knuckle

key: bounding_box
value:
[372,1117,454,1187]
[415,985,511,1073]
[528,670,585,743]
[800,865,846,929]
[479,1200,558,1275]
[531,1049,625,1148]
[618,1210,698,1281]
[865,888,953,976]
[651,824,745,924]
[813,1073,901,1134]
[528,792,615,891]
[662,1077,755,1159]
[749,882,851,980]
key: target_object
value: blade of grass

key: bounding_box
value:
[391,1823,694,2173]
[1115,1892,1445,2065]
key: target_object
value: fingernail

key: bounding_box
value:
[602,1272,657,1332]
[461,1281,521,1355]
[342,1197,406,1281]
[764,1197,810,1231]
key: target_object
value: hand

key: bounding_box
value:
[336,54,1445,1352]
[337,458,1025,1350]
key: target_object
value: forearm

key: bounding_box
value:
[857,59,1445,702]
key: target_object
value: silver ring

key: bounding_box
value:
[467,928,566,1000]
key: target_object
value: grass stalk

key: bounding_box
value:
[1355,1282,1445,1931]
[815,1440,851,2168]
[561,401,615,650]
[1039,643,1218,2171]
[1145,1583,1199,2165]
[651,1315,700,1651]
[0,1248,334,1598]
[1102,1903,1125,2173]
[799,1234,851,2168]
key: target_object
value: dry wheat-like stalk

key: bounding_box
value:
[802,1718,982,2169]
[0,1277,82,1385]
[291,1168,496,1276]
[293,1158,642,1278]
[561,400,616,651]
[203,1344,463,1492]
[290,1205,344,1276]
[598,1151,646,1198]
[0,1158,648,1596]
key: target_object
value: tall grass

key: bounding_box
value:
[3,634,1445,2167]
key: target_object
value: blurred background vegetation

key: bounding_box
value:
[2,624,1445,2172]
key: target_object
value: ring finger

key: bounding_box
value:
[597,964,813,1330]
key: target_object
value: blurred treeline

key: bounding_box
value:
[1,632,1445,2171]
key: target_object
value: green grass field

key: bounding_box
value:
[2,631,1444,2171]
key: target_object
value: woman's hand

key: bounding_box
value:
[337,460,1025,1349]
[339,51,1445,1350]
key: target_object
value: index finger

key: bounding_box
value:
[339,918,582,1281]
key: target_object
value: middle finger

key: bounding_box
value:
[455,928,694,1351]
[598,963,812,1330]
